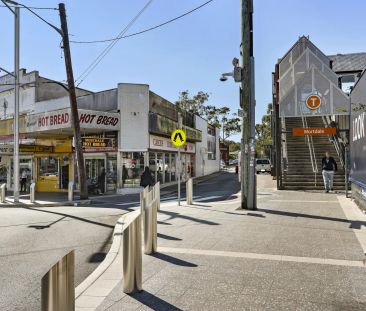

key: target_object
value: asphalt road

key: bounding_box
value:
[0,169,240,311]
[88,169,241,210]
[0,206,126,311]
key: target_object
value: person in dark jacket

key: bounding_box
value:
[140,166,154,188]
[321,152,337,193]
[98,168,106,194]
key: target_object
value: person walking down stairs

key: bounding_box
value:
[321,151,338,193]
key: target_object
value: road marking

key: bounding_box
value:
[115,195,221,206]
[158,247,364,268]
[116,201,138,206]
[194,195,221,202]
[269,200,339,203]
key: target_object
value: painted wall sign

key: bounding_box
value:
[26,108,120,132]
[150,135,195,153]
[292,127,336,136]
[82,132,118,153]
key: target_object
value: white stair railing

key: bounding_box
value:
[301,115,318,186]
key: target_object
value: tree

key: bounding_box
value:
[255,103,272,157]
[175,90,209,115]
[175,90,241,142]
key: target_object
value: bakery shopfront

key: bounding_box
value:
[0,108,120,193]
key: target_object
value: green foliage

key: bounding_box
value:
[175,90,209,115]
[227,140,240,152]
[255,103,272,157]
[175,90,241,142]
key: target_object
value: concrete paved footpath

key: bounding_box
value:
[86,175,366,310]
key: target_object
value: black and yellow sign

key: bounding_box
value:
[171,129,186,147]
[20,144,54,153]
[82,132,117,152]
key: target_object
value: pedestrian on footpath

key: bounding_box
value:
[20,170,27,192]
[321,151,337,193]
[140,166,154,188]
[98,168,106,194]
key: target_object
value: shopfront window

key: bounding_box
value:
[149,153,157,184]
[39,157,58,177]
[85,159,106,193]
[37,156,60,192]
[164,154,170,183]
[122,152,145,188]
[171,154,176,182]
[0,165,7,184]
[107,156,117,192]
[156,153,163,183]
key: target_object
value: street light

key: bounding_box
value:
[1,0,20,202]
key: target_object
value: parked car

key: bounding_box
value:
[255,159,271,174]
[229,159,238,166]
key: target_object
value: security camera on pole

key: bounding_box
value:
[219,0,256,210]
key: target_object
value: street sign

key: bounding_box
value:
[293,127,336,136]
[171,129,186,147]
[306,94,321,110]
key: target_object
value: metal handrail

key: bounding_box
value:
[281,117,288,173]
[321,116,345,169]
[301,115,318,186]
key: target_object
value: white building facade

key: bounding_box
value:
[0,70,220,194]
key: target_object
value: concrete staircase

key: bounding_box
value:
[283,117,346,191]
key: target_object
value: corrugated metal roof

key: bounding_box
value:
[328,53,366,72]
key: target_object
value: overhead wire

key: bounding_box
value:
[75,0,154,86]
[0,5,58,10]
[70,0,214,44]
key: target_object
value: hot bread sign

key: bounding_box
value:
[26,108,120,132]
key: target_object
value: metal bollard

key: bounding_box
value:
[186,178,193,205]
[143,199,158,255]
[30,182,36,203]
[154,181,160,210]
[0,183,6,203]
[41,250,75,311]
[68,182,74,202]
[122,213,142,294]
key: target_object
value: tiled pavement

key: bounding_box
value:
[95,175,366,310]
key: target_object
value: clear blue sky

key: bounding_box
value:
[1,0,366,142]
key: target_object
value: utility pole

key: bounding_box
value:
[241,0,256,209]
[13,5,20,202]
[59,3,88,199]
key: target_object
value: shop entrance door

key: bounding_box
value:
[85,159,106,194]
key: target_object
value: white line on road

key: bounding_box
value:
[158,246,364,268]
[194,195,221,202]
[269,200,339,203]
[116,195,222,206]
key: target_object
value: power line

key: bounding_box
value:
[71,0,214,44]
[75,0,154,86]
[0,5,58,10]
